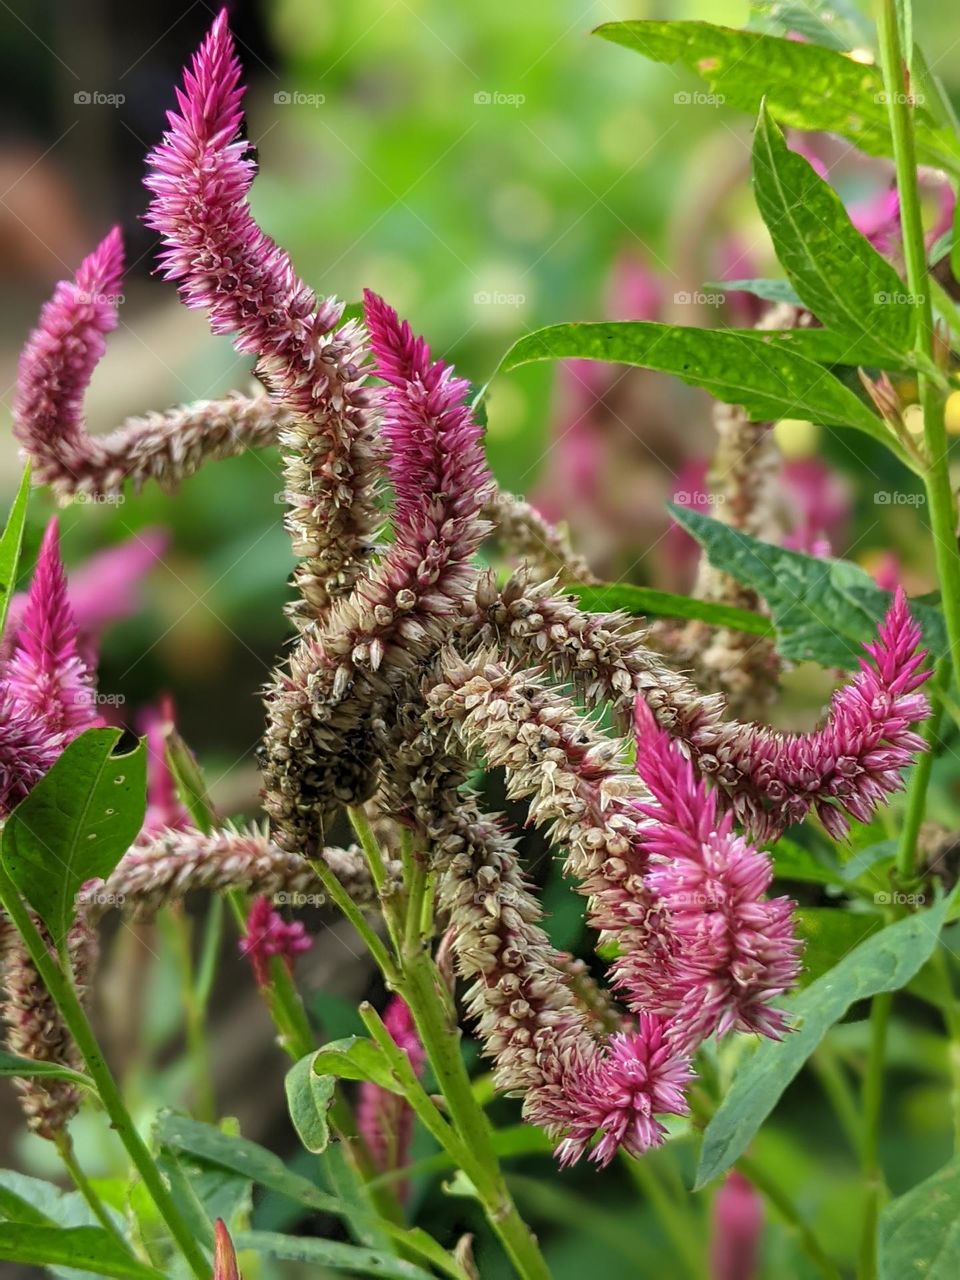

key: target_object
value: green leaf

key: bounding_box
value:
[594,21,960,174]
[285,1053,338,1154]
[234,1230,436,1279]
[499,322,900,457]
[794,908,884,983]
[879,1153,960,1278]
[156,1115,455,1278]
[0,466,31,635]
[0,1224,163,1279]
[0,1182,58,1227]
[2,728,146,943]
[165,727,216,835]
[570,582,773,637]
[695,895,954,1188]
[752,104,913,356]
[0,1049,93,1089]
[669,504,947,669]
[706,277,803,307]
[770,838,844,887]
[311,1036,406,1094]
[748,0,871,51]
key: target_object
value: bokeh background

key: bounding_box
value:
[2,2,960,1277]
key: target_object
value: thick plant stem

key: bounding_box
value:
[0,861,208,1279]
[859,991,892,1279]
[879,0,960,667]
[398,947,551,1280]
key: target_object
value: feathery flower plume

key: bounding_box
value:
[0,692,61,817]
[1,918,98,1140]
[240,895,312,987]
[357,996,424,1191]
[625,701,801,1045]
[87,825,383,922]
[13,228,123,487]
[476,575,930,841]
[3,518,101,742]
[144,10,381,619]
[262,293,492,848]
[710,1172,763,1280]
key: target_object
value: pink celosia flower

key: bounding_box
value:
[550,1019,693,1168]
[13,228,123,473]
[139,697,191,836]
[710,1171,763,1280]
[239,896,311,987]
[627,701,801,1046]
[3,519,102,742]
[357,996,424,1191]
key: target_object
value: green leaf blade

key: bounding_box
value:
[2,727,147,942]
[695,896,954,1188]
[879,1154,960,1279]
[752,104,913,355]
[571,582,773,636]
[285,1053,337,1154]
[0,466,32,636]
[0,1224,164,1280]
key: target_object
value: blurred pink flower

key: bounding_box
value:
[710,1171,763,1280]
[239,896,312,988]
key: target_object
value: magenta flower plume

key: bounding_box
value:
[710,1171,763,1280]
[624,701,801,1046]
[239,896,312,987]
[747,587,930,840]
[4,519,102,742]
[13,228,123,484]
[549,1019,693,1169]
[0,693,61,816]
[364,289,492,532]
[357,996,424,1189]
[139,697,191,837]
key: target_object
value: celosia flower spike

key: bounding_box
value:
[239,895,312,987]
[3,518,102,741]
[13,229,123,484]
[710,1171,763,1280]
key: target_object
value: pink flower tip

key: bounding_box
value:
[240,895,312,987]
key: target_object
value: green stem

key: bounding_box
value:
[0,863,207,1279]
[54,1131,131,1252]
[621,1154,704,1280]
[879,0,960,666]
[811,1045,863,1160]
[895,663,946,882]
[859,991,892,1280]
[397,948,551,1280]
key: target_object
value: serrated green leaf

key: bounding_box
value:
[695,894,954,1188]
[498,322,901,458]
[2,728,146,943]
[0,466,31,636]
[753,104,913,356]
[594,21,960,175]
[879,1153,960,1279]
[234,1230,436,1279]
[285,1053,337,1154]
[570,582,773,637]
[0,1049,93,1089]
[311,1036,405,1093]
[669,504,947,669]
[0,1224,163,1280]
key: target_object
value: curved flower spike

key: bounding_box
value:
[145,9,381,618]
[14,229,123,487]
